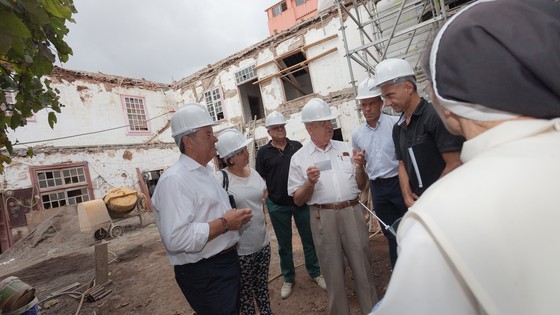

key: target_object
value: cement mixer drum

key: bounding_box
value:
[103,187,138,219]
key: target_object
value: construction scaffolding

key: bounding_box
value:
[334,0,475,101]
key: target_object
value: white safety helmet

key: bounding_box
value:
[216,129,253,160]
[265,111,286,128]
[375,58,415,87]
[355,77,381,100]
[301,98,337,124]
[171,103,218,146]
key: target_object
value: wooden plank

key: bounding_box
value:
[94,242,109,286]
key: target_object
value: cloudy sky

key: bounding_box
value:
[62,0,280,83]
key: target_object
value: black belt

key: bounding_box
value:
[312,198,359,210]
[218,243,238,256]
[373,175,398,184]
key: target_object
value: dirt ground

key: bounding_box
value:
[0,205,392,315]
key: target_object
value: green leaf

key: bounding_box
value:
[0,32,14,55]
[48,111,57,128]
[27,147,34,158]
[20,0,51,25]
[0,10,32,38]
[41,0,73,19]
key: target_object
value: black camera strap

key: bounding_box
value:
[220,169,229,191]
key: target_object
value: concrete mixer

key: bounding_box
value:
[77,188,147,240]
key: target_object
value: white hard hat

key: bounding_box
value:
[216,129,253,159]
[265,111,286,128]
[171,103,218,146]
[355,77,381,100]
[375,58,415,87]
[301,98,337,123]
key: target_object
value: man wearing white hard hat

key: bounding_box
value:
[151,103,253,314]
[373,0,560,314]
[216,129,273,315]
[256,111,325,299]
[375,58,464,207]
[288,98,378,315]
[352,76,407,268]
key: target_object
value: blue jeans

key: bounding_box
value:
[266,198,320,283]
[370,179,408,268]
[174,249,240,315]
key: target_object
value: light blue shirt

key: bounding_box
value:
[352,114,399,180]
[152,154,239,265]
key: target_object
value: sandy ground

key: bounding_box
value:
[0,205,391,314]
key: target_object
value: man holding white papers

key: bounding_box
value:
[288,98,378,315]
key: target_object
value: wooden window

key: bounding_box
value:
[204,88,224,121]
[32,163,93,210]
[235,65,257,85]
[122,96,150,133]
[272,2,288,16]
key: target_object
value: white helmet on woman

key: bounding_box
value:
[301,98,337,123]
[216,129,253,160]
[171,103,218,146]
[375,58,416,87]
[356,77,381,100]
[265,111,286,128]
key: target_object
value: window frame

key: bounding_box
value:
[272,2,288,16]
[29,162,94,211]
[204,88,224,121]
[120,95,152,135]
[235,65,257,85]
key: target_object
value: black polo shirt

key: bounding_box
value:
[392,98,464,195]
[256,138,302,205]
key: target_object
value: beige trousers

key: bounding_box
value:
[309,204,378,315]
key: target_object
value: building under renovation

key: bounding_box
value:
[0,0,472,252]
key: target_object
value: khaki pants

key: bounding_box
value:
[309,204,378,315]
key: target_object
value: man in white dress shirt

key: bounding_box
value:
[373,0,560,314]
[288,98,378,315]
[152,103,253,315]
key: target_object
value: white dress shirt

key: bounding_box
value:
[152,154,239,265]
[288,140,360,204]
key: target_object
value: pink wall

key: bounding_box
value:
[266,0,319,35]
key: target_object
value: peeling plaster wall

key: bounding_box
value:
[0,145,179,199]
[7,74,178,148]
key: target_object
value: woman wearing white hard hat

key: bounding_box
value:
[216,129,274,315]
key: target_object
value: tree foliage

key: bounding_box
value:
[0,0,76,173]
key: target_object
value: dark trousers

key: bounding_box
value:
[174,249,241,315]
[370,178,408,268]
[266,198,321,283]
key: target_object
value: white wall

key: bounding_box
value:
[8,79,178,148]
[1,146,179,199]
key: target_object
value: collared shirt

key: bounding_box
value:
[287,140,361,205]
[152,154,239,265]
[374,119,560,315]
[352,113,399,180]
[393,98,464,195]
[256,138,302,205]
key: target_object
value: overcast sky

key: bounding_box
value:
[61,0,280,83]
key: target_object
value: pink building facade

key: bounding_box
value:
[266,0,319,35]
